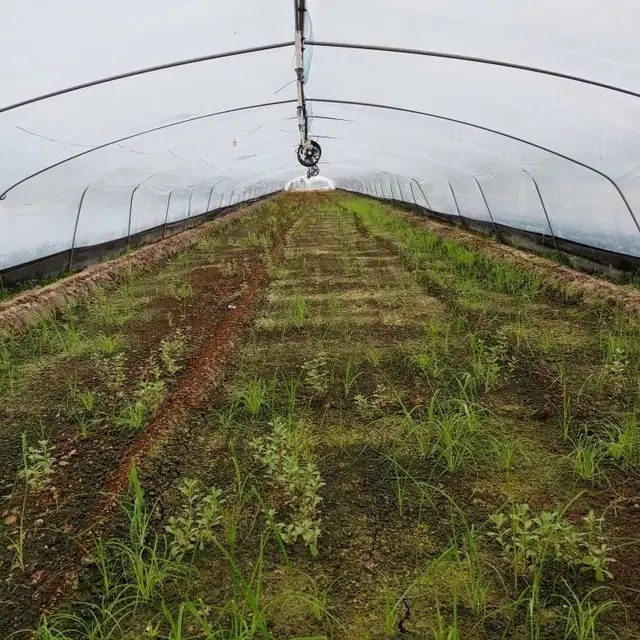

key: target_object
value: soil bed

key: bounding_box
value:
[1,193,639,639]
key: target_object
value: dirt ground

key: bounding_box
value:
[1,193,639,639]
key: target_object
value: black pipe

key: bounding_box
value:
[0,42,295,115]
[306,41,640,101]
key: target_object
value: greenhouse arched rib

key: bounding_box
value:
[306,41,640,100]
[0,100,297,201]
[4,95,638,237]
[307,98,640,235]
[0,42,295,116]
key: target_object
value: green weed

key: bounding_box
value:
[67,383,99,436]
[19,433,55,491]
[561,585,618,640]
[159,328,186,377]
[166,478,225,561]
[251,417,324,556]
[486,501,615,585]
[302,352,331,396]
[94,332,123,354]
[570,438,606,484]
[291,294,310,328]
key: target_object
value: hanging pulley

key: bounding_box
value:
[297,139,322,167]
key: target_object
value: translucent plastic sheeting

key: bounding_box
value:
[1,101,304,269]
[1,47,295,195]
[0,1,293,107]
[308,103,640,255]
[304,47,640,255]
[3,0,640,272]
[307,0,640,93]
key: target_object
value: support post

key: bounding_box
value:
[206,186,215,213]
[162,190,173,239]
[127,174,157,246]
[473,177,502,240]
[448,180,466,228]
[409,181,420,214]
[127,185,141,247]
[396,178,405,202]
[523,170,560,253]
[389,180,397,201]
[187,189,195,228]
[410,178,432,212]
[69,186,90,270]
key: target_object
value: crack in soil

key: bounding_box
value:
[397,597,412,637]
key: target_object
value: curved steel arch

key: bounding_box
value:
[306,41,640,101]
[5,94,638,236]
[3,39,638,119]
[0,42,295,116]
[307,97,640,234]
[0,99,297,201]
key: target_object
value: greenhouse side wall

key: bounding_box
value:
[0,195,274,288]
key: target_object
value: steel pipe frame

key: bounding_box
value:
[306,41,640,101]
[522,169,560,253]
[408,181,420,214]
[127,173,158,245]
[6,94,636,250]
[473,177,502,240]
[3,34,638,240]
[307,98,640,236]
[162,191,174,239]
[206,177,230,213]
[69,185,91,270]
[163,174,225,238]
[410,178,433,212]
[448,180,466,227]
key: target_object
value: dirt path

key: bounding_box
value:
[142,203,465,638]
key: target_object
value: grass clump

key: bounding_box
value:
[234,379,269,416]
[291,293,311,328]
[67,383,99,437]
